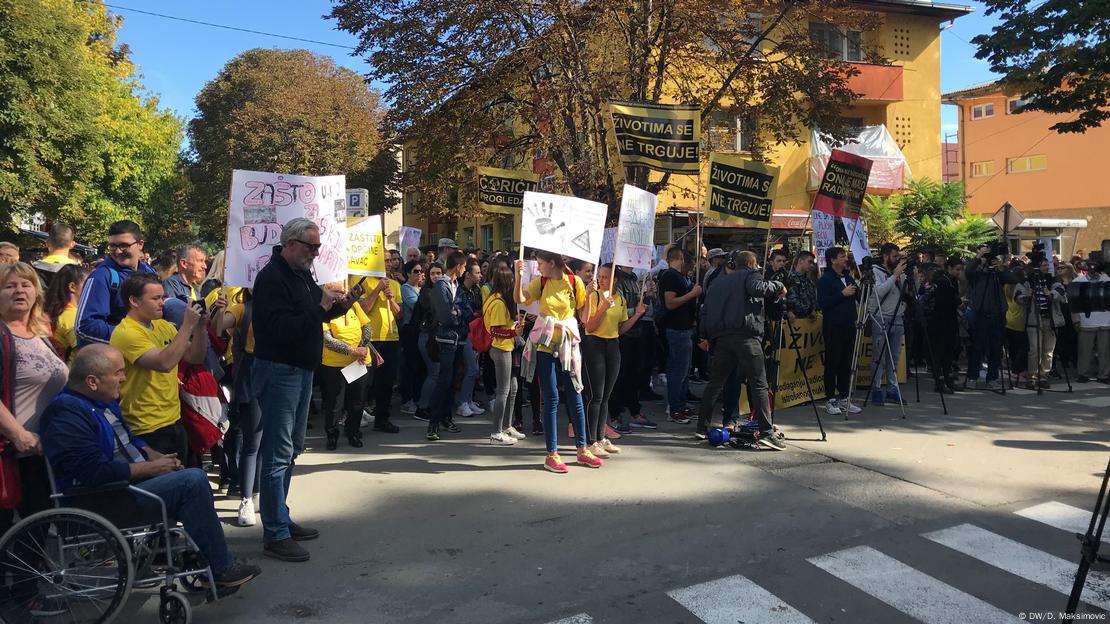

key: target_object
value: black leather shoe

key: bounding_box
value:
[373,420,400,434]
[347,432,364,448]
[264,538,309,562]
[443,419,461,433]
[289,522,320,541]
[325,430,339,451]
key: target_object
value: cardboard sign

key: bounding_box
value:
[843,216,872,264]
[520,191,608,266]
[225,169,346,287]
[613,184,657,270]
[609,101,700,174]
[813,149,872,219]
[704,154,778,229]
[600,228,617,265]
[399,226,422,252]
[347,217,386,277]
[478,167,539,215]
[812,209,836,268]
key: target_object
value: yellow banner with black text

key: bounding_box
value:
[608,101,700,174]
[477,167,539,215]
[704,154,778,229]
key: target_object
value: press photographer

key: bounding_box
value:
[1015,243,1067,390]
[964,241,1018,389]
[867,243,913,406]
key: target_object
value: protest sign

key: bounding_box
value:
[775,315,827,409]
[520,191,608,265]
[613,184,657,270]
[609,101,700,174]
[399,226,422,252]
[704,154,778,229]
[843,216,872,264]
[347,216,387,277]
[478,167,539,215]
[812,209,836,268]
[813,149,872,219]
[225,169,346,287]
[600,228,617,265]
[856,333,908,387]
[518,259,540,315]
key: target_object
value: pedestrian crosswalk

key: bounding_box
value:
[543,500,1107,623]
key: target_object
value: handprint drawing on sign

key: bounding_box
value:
[527,201,565,236]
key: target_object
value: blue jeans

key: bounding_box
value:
[417,333,439,410]
[870,317,905,395]
[665,328,694,414]
[252,358,313,544]
[458,339,479,406]
[135,468,232,574]
[534,351,588,453]
[430,340,461,427]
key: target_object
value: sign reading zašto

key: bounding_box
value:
[477,167,539,214]
[609,101,700,174]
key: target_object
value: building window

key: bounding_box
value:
[1007,155,1047,174]
[970,161,994,178]
[463,227,475,249]
[481,224,494,252]
[706,111,757,153]
[501,220,514,252]
[1007,97,1028,114]
[810,23,863,62]
[971,103,994,120]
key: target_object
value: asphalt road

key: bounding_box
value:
[129,377,1110,623]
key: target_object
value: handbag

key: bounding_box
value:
[0,439,23,510]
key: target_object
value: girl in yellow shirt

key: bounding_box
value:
[484,263,524,446]
[581,264,648,458]
[44,264,89,363]
[321,288,376,450]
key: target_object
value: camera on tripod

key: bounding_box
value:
[1068,250,1110,315]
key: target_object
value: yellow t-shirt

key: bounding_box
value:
[483,293,516,352]
[225,302,255,355]
[524,274,586,353]
[109,316,181,436]
[480,283,492,302]
[1005,284,1024,332]
[41,253,78,265]
[54,304,78,362]
[353,277,401,342]
[321,305,372,368]
[586,291,629,339]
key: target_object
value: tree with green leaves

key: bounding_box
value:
[972,0,1109,133]
[0,0,182,241]
[860,194,902,248]
[891,179,996,257]
[331,0,879,220]
[187,49,390,242]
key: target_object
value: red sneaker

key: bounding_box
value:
[544,453,569,474]
[605,422,622,439]
[576,448,604,468]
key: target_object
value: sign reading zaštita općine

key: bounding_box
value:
[813,149,872,219]
[704,154,778,229]
[477,167,539,214]
[225,169,347,288]
[608,101,700,174]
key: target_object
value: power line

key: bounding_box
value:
[98,2,358,51]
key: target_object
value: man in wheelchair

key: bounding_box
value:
[40,344,261,590]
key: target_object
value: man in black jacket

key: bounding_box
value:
[964,245,1017,389]
[252,218,350,563]
[926,256,965,392]
[695,251,786,450]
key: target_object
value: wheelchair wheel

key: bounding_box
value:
[0,508,133,624]
[158,590,191,624]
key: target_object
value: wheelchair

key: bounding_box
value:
[0,459,221,624]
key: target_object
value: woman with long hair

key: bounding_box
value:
[515,251,604,473]
[44,263,90,363]
[414,262,444,422]
[581,263,648,458]
[398,259,427,414]
[484,263,524,445]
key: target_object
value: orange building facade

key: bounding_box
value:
[943,82,1110,253]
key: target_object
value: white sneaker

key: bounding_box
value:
[237,498,256,527]
[825,399,843,415]
[361,409,373,428]
[490,432,516,446]
[467,401,486,415]
[456,403,475,418]
[504,426,527,440]
[400,401,417,414]
[843,400,862,414]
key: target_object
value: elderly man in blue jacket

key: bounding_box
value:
[41,344,261,589]
[817,246,861,416]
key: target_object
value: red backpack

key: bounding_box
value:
[468,313,493,353]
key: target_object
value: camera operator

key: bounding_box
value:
[1073,255,1110,383]
[785,251,818,321]
[964,243,1018,389]
[696,251,786,450]
[925,256,965,393]
[867,243,911,406]
[817,247,860,415]
[1015,253,1067,389]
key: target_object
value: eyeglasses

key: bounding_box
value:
[107,241,139,251]
[291,239,322,252]
[411,269,425,274]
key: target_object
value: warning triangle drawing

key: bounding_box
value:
[570,230,591,253]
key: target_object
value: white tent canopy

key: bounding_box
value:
[808,125,911,193]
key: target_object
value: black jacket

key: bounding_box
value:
[251,246,349,370]
[700,268,782,341]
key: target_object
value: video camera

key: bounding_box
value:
[1068,243,1110,315]
[1026,240,1049,266]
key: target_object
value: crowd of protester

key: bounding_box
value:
[2,219,1108,596]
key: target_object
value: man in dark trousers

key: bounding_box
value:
[817,247,861,416]
[695,250,786,450]
[251,218,351,562]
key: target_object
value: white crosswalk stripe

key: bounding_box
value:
[807,545,1021,624]
[666,574,817,624]
[1015,501,1109,543]
[924,523,1110,611]
[545,614,593,624]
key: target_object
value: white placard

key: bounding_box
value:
[812,209,836,269]
[226,169,347,287]
[521,191,607,266]
[843,216,872,266]
[600,228,617,265]
[518,259,540,316]
[341,360,368,383]
[613,184,657,270]
[399,226,422,252]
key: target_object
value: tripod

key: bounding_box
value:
[1066,454,1110,616]
[846,270,907,420]
[766,311,827,441]
[911,313,950,415]
[1026,280,1074,395]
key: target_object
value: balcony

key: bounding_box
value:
[845,62,903,102]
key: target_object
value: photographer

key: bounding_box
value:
[785,251,818,320]
[1072,256,1110,383]
[1015,255,1067,389]
[925,256,964,392]
[867,244,911,406]
[964,243,1017,389]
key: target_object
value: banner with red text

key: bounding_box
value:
[812,150,872,219]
